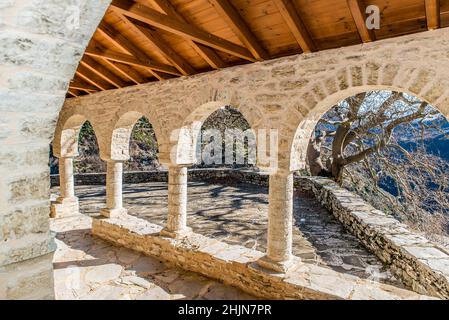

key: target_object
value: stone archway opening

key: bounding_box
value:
[119,115,168,227]
[183,105,267,250]
[51,118,103,218]
[285,89,449,295]
[124,117,160,172]
[302,89,449,245]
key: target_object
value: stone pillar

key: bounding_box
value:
[59,157,75,199]
[258,172,294,273]
[50,157,79,218]
[100,161,127,218]
[161,165,191,238]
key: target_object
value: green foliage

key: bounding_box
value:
[78,121,95,141]
[125,117,160,171]
[130,117,158,150]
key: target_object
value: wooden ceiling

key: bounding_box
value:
[67,0,449,98]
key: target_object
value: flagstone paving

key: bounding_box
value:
[51,215,256,300]
[51,180,404,295]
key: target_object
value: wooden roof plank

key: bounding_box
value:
[111,0,256,61]
[98,21,176,79]
[69,78,99,92]
[102,59,146,85]
[209,0,269,61]
[117,13,196,76]
[347,0,376,43]
[145,0,226,69]
[75,64,114,91]
[425,0,440,30]
[89,28,181,76]
[67,89,80,97]
[80,56,128,88]
[272,0,316,53]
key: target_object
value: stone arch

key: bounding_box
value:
[288,82,449,172]
[170,100,263,166]
[108,110,163,162]
[53,114,102,158]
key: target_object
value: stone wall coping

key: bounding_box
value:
[300,176,449,298]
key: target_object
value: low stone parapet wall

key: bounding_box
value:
[91,215,432,300]
[298,177,449,299]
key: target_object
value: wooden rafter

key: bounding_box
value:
[96,22,180,78]
[111,0,256,62]
[347,0,376,43]
[80,56,127,88]
[76,64,114,91]
[209,0,268,61]
[273,0,315,53]
[114,11,195,76]
[69,79,98,92]
[67,89,80,97]
[425,0,440,30]
[102,59,145,85]
[143,0,226,69]
[85,43,179,76]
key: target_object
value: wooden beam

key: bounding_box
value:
[98,21,175,79]
[69,79,98,92]
[86,37,181,76]
[85,41,147,84]
[115,12,195,76]
[76,64,114,91]
[425,0,440,30]
[111,0,255,61]
[273,0,316,53]
[347,0,376,43]
[103,59,145,85]
[142,0,226,69]
[80,56,128,88]
[208,0,268,61]
[67,89,80,98]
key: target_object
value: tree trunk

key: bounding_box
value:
[306,137,326,176]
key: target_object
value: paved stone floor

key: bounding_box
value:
[52,180,405,288]
[51,215,257,300]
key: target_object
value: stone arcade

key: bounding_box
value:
[1,0,449,300]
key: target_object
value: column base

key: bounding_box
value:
[160,227,193,239]
[100,207,128,218]
[257,255,295,274]
[50,197,80,218]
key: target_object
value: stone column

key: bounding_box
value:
[161,165,191,238]
[50,157,79,218]
[59,157,75,199]
[258,172,294,272]
[100,160,127,218]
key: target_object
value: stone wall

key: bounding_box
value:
[0,0,111,299]
[92,214,433,300]
[50,168,264,187]
[298,177,449,299]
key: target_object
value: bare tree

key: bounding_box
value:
[307,90,449,239]
[307,91,437,184]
